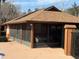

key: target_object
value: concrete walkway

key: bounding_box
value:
[0,41,74,59]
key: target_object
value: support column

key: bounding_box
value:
[6,25,10,41]
[30,24,35,48]
[64,24,76,55]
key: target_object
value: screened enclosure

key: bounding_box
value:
[9,25,22,42]
[9,24,31,47]
[22,24,31,46]
[34,24,64,48]
[9,25,16,41]
[71,30,79,58]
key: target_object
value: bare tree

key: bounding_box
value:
[0,0,6,3]
[3,0,6,2]
[0,2,21,23]
[72,2,79,16]
[66,2,79,16]
[35,8,39,11]
[27,9,32,13]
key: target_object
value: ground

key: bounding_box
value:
[0,41,74,59]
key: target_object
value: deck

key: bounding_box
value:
[0,41,74,59]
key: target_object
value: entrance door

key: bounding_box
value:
[48,25,63,47]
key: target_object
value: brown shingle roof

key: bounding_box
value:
[3,6,79,24]
[4,10,44,24]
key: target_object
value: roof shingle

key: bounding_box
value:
[3,6,79,24]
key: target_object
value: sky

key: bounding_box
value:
[9,0,79,12]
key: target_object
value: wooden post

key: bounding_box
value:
[64,24,76,55]
[30,24,35,48]
[6,25,10,41]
